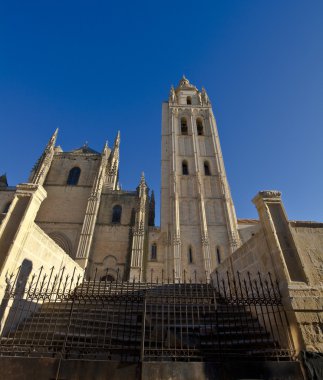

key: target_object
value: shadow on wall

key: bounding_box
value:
[0,259,37,335]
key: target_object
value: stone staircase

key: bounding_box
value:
[0,281,291,362]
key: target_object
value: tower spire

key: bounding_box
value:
[29,128,58,185]
[104,131,120,191]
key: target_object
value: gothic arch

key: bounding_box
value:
[67,167,81,185]
[182,160,189,175]
[103,255,117,269]
[196,118,204,136]
[204,161,211,176]
[100,255,120,280]
[48,232,72,255]
[151,243,157,260]
[180,117,188,135]
[112,204,122,223]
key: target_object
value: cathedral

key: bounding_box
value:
[0,76,255,283]
[0,77,322,379]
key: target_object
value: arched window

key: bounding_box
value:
[67,167,81,185]
[188,246,193,264]
[151,243,157,260]
[181,117,188,135]
[182,161,189,175]
[186,96,192,105]
[216,247,221,264]
[204,161,211,176]
[196,119,204,136]
[112,205,122,224]
[2,201,11,214]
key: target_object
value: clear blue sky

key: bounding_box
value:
[1,1,322,223]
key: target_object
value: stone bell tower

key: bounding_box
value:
[161,76,240,282]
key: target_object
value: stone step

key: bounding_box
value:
[1,281,286,362]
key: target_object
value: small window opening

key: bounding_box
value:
[181,117,188,135]
[67,167,81,186]
[182,161,189,175]
[216,248,221,264]
[188,247,193,264]
[204,162,211,176]
[112,205,122,224]
[197,119,204,136]
[2,201,11,214]
[151,243,157,260]
[187,96,192,105]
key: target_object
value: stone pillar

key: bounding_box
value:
[208,110,241,252]
[0,183,47,279]
[75,143,109,269]
[190,113,211,280]
[171,109,182,282]
[252,190,307,283]
[129,173,149,282]
[252,191,319,354]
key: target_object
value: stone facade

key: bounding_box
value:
[214,190,323,353]
[0,76,322,354]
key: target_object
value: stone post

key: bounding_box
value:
[252,190,307,283]
[0,183,47,292]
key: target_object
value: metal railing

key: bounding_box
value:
[0,266,295,363]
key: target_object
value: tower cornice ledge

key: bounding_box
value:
[253,190,282,203]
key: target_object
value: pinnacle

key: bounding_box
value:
[48,128,59,147]
[102,140,109,154]
[114,131,120,147]
[139,172,147,187]
[0,173,8,187]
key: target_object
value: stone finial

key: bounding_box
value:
[169,85,176,104]
[49,128,58,143]
[101,140,109,157]
[180,75,189,86]
[175,75,198,91]
[114,131,120,147]
[45,128,59,153]
[140,172,146,186]
[29,128,59,184]
[0,173,8,187]
[201,87,210,105]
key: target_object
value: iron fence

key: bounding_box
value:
[0,266,295,363]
